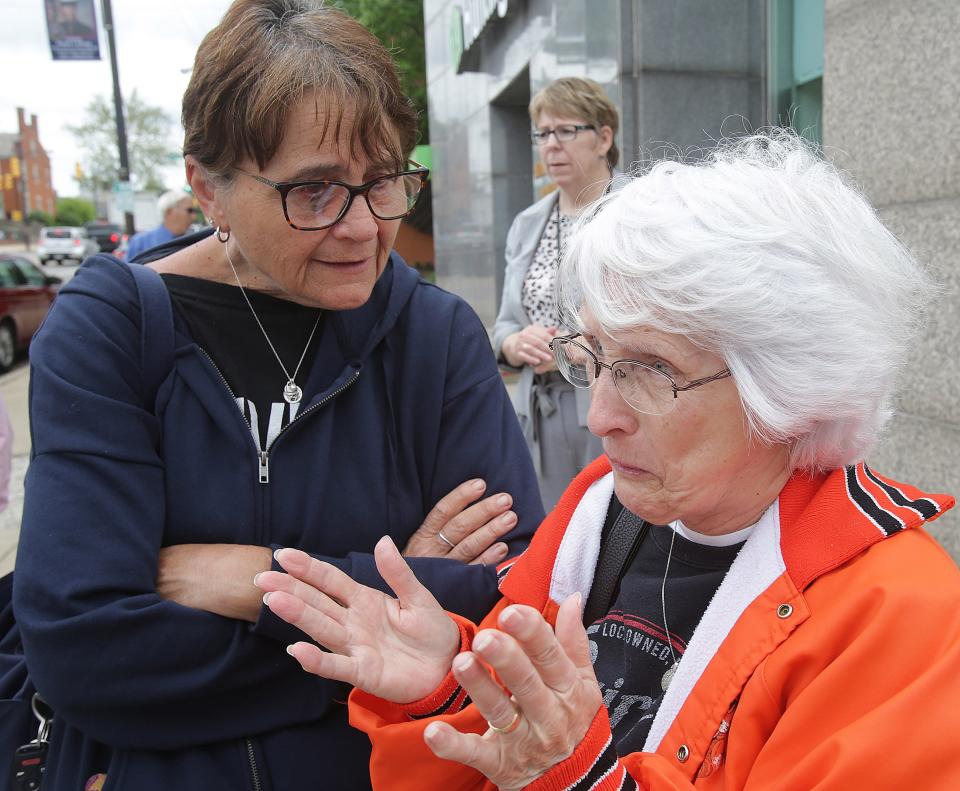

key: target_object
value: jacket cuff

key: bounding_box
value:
[399,616,475,719]
[524,707,636,791]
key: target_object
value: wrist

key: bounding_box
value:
[398,616,474,713]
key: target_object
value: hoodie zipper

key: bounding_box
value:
[197,347,360,484]
[246,738,262,791]
[257,367,361,482]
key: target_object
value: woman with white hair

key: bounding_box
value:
[255,131,960,789]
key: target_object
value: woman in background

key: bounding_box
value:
[494,77,619,511]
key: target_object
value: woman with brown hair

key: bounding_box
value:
[493,77,620,511]
[13,1,542,788]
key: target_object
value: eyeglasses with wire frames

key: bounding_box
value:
[530,124,596,145]
[234,161,429,231]
[549,334,732,415]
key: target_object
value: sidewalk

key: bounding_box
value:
[0,363,31,576]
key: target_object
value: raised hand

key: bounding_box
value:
[254,537,461,703]
[422,595,603,790]
[403,478,517,566]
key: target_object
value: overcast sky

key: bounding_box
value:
[2,0,235,197]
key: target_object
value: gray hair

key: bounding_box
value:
[158,190,191,217]
[559,130,934,472]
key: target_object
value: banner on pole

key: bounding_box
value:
[45,0,101,61]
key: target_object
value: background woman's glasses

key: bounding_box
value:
[530,124,596,145]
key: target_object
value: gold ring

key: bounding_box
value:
[437,530,456,550]
[487,701,522,735]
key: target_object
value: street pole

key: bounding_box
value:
[100,0,134,235]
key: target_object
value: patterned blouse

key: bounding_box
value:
[521,205,575,328]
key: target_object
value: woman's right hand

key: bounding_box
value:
[502,325,557,369]
[256,537,461,703]
[402,479,517,566]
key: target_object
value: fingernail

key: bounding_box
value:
[472,631,494,653]
[499,607,519,628]
[500,511,516,525]
[473,479,486,492]
[252,572,262,586]
[494,542,508,556]
[497,494,511,507]
[273,548,283,563]
[452,653,474,673]
[285,644,296,656]
[424,722,443,742]
[262,592,272,605]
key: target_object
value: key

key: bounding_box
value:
[10,740,47,791]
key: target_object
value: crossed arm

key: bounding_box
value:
[156,478,520,622]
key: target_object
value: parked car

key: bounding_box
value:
[83,221,124,254]
[37,226,99,265]
[0,254,61,372]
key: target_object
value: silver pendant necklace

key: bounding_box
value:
[660,525,680,691]
[224,245,322,404]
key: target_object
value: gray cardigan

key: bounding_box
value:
[492,190,593,426]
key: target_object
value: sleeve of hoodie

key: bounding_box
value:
[251,283,545,644]
[13,258,352,750]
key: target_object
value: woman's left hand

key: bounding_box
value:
[422,594,604,790]
[157,543,273,622]
[403,479,517,565]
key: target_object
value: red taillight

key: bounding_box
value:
[110,233,119,243]
[73,239,82,246]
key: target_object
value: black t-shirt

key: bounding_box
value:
[589,521,743,755]
[161,274,324,449]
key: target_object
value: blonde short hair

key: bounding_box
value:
[529,77,620,168]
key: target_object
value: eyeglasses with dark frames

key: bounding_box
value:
[549,333,732,415]
[234,160,429,231]
[530,124,596,145]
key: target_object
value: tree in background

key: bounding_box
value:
[27,210,54,227]
[54,197,96,227]
[67,91,175,194]
[333,0,428,143]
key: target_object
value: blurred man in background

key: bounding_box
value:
[125,190,196,262]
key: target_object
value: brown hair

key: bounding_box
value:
[529,77,620,168]
[182,0,418,177]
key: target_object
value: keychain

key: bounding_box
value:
[10,693,53,791]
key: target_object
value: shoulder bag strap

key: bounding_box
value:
[127,263,174,405]
[582,498,650,626]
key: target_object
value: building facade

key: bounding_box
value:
[0,108,56,221]
[424,0,959,557]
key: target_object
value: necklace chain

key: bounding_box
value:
[660,525,679,690]
[223,244,322,404]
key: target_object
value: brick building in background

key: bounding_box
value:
[0,108,56,221]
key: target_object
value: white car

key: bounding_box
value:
[37,226,100,265]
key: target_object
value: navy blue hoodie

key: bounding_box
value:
[14,246,542,790]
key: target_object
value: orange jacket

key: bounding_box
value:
[351,458,960,789]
